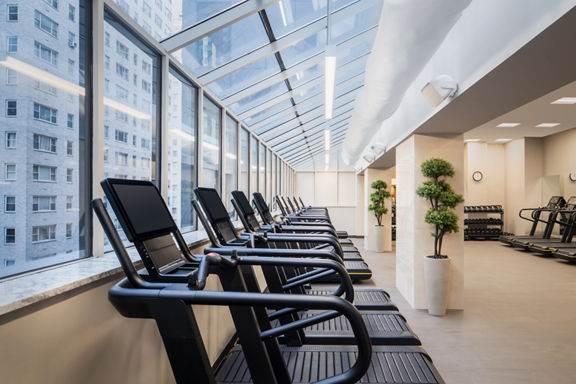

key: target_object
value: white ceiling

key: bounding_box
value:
[464,79,576,143]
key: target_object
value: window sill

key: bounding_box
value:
[0,220,253,319]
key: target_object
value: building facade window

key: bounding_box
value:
[67,141,73,156]
[33,134,57,153]
[33,165,56,182]
[68,4,75,21]
[7,36,17,52]
[5,132,16,148]
[68,32,76,48]
[67,113,74,128]
[66,196,73,210]
[5,228,16,244]
[115,129,128,143]
[7,5,18,21]
[34,103,58,123]
[116,41,129,59]
[66,223,72,238]
[6,100,17,116]
[5,164,16,180]
[32,225,56,243]
[34,10,59,38]
[32,196,56,212]
[4,196,16,213]
[43,0,58,10]
[66,168,73,183]
[116,63,129,80]
[115,152,128,166]
[34,41,58,66]
[6,68,17,84]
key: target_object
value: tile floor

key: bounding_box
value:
[353,239,576,384]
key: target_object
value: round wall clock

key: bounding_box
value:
[472,171,483,182]
[569,173,576,182]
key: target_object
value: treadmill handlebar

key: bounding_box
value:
[109,281,372,384]
[204,247,343,263]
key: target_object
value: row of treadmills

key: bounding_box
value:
[93,178,445,383]
[500,195,576,261]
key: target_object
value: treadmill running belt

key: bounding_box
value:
[308,289,395,311]
[216,345,443,383]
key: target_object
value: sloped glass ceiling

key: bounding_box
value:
[159,0,382,167]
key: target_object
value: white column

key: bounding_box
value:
[395,134,465,310]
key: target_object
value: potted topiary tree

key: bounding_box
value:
[368,180,392,252]
[416,158,463,316]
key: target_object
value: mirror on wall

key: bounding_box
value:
[542,175,561,206]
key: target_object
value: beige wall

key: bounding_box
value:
[544,128,576,199]
[464,142,507,207]
[296,171,363,236]
[0,242,268,384]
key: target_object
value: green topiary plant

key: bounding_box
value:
[368,180,391,226]
[416,158,464,258]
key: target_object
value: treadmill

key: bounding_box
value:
[499,196,566,246]
[96,179,422,347]
[194,187,372,281]
[232,191,364,263]
[525,198,576,253]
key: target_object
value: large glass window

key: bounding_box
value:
[250,136,258,200]
[0,0,89,277]
[259,142,266,197]
[224,115,238,218]
[167,69,197,232]
[202,96,221,191]
[266,148,272,205]
[103,13,159,250]
[239,128,249,199]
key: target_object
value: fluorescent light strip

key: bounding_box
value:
[324,129,330,150]
[495,138,512,142]
[324,50,337,120]
[464,139,481,142]
[496,123,520,128]
[535,123,560,128]
[551,97,576,105]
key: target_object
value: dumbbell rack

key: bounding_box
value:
[464,205,504,240]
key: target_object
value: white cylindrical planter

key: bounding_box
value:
[372,226,385,252]
[423,256,451,316]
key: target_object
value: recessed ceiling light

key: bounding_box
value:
[551,97,576,104]
[496,123,520,127]
[495,138,512,142]
[535,123,560,128]
[464,139,481,142]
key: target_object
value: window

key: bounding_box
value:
[6,100,16,116]
[34,80,57,95]
[68,32,76,48]
[105,31,110,47]
[66,168,73,183]
[116,41,129,59]
[5,196,16,213]
[5,228,16,244]
[240,129,249,198]
[116,63,129,81]
[104,125,109,139]
[225,115,238,217]
[67,113,74,128]
[115,130,128,143]
[6,68,17,84]
[142,61,151,74]
[132,135,137,146]
[259,143,266,195]
[68,4,75,21]
[167,70,197,232]
[4,259,15,266]
[104,148,109,162]
[133,53,138,66]
[132,155,137,167]
[32,225,56,243]
[105,55,110,70]
[34,103,57,123]
[202,97,221,191]
[115,152,128,166]
[133,73,138,86]
[115,110,128,122]
[66,196,73,210]
[7,5,18,21]
[32,196,56,212]
[43,0,58,9]
[66,223,73,238]
[142,2,151,17]
[116,85,128,101]
[154,14,162,28]
[141,80,151,93]
[5,164,16,180]
[33,134,57,153]
[7,36,17,52]
[68,59,75,74]
[141,138,150,149]
[141,157,150,169]
[34,41,58,65]
[34,10,59,38]
[33,165,56,182]
[250,136,258,196]
[67,141,73,156]
[5,132,16,148]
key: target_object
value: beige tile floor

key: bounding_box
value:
[353,239,576,384]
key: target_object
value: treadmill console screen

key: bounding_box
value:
[112,183,175,237]
[232,190,253,214]
[253,192,268,213]
[196,188,230,222]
